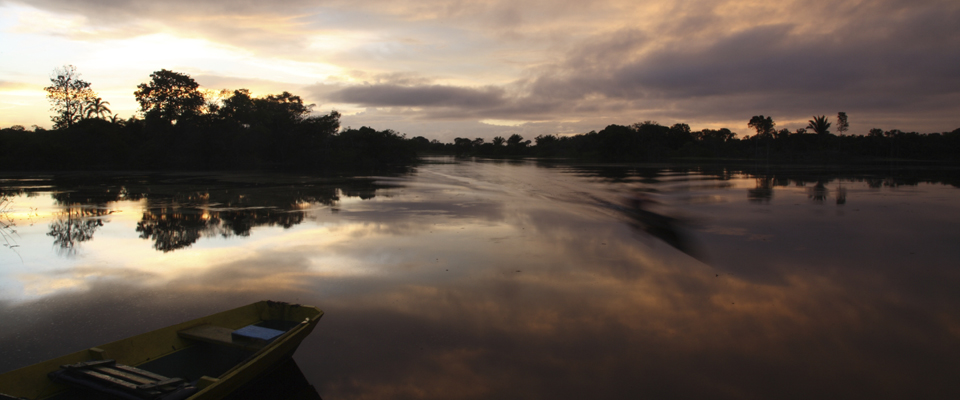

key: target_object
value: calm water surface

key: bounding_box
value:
[2,158,960,399]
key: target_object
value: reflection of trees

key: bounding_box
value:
[136,208,207,252]
[558,164,960,208]
[47,207,109,256]
[807,181,829,203]
[19,175,398,253]
[52,187,144,205]
[220,209,306,233]
[135,206,309,252]
[748,177,774,203]
[1,195,19,252]
[565,165,690,185]
[1,175,398,254]
[340,186,378,200]
[128,180,389,252]
[4,175,399,254]
[45,181,143,256]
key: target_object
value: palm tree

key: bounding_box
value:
[807,115,831,135]
[108,114,124,126]
[85,97,112,119]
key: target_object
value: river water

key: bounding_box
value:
[2,158,960,399]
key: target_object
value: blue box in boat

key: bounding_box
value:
[231,325,285,346]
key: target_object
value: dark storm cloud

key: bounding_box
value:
[531,1,960,102]
[330,84,508,108]
[316,0,960,132]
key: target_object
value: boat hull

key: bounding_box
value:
[0,301,323,400]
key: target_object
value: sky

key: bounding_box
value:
[1,0,958,142]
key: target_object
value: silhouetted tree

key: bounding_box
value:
[454,137,473,155]
[334,126,414,167]
[699,128,736,142]
[507,134,530,148]
[218,89,256,126]
[409,136,430,152]
[134,69,205,124]
[44,65,97,129]
[299,111,341,137]
[748,115,775,138]
[253,91,312,129]
[505,133,531,155]
[667,123,695,150]
[84,97,111,120]
[836,112,849,137]
[534,134,561,156]
[747,116,775,158]
[807,115,832,135]
[492,136,506,147]
[534,134,558,146]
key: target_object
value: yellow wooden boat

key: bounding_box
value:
[0,301,323,400]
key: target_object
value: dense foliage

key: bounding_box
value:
[2,68,416,171]
[44,65,98,129]
[441,121,960,162]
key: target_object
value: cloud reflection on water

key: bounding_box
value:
[2,164,960,398]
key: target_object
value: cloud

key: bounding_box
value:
[3,0,959,137]
[330,84,507,108]
[346,71,436,86]
[0,81,34,91]
[191,75,307,96]
[2,0,317,21]
[307,0,960,134]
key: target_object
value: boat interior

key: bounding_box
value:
[0,302,322,400]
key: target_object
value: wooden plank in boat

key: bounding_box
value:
[94,366,157,385]
[113,364,170,381]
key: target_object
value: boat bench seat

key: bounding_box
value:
[48,359,197,400]
[177,324,286,350]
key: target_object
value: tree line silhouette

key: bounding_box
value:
[2,65,959,169]
[442,116,960,162]
[0,66,416,171]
